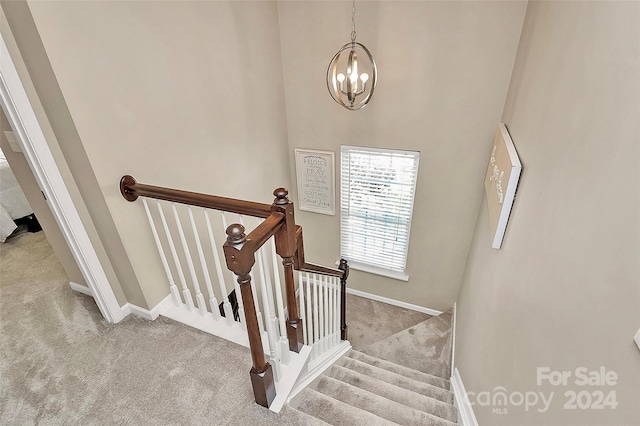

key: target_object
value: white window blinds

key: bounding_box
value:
[340,145,419,277]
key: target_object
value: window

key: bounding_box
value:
[340,145,420,281]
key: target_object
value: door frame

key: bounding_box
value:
[0,33,125,323]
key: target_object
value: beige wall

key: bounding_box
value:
[0,110,86,285]
[20,1,291,308]
[454,2,640,425]
[1,6,128,305]
[278,1,527,311]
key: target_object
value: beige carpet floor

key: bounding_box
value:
[345,292,432,350]
[0,230,442,425]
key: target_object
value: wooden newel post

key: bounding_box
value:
[338,258,349,341]
[223,224,275,408]
[272,188,304,353]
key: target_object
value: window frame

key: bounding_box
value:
[339,145,420,281]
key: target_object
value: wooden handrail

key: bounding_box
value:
[120,175,273,218]
[245,213,285,253]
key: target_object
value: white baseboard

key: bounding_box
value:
[451,367,479,426]
[121,293,172,320]
[69,281,93,297]
[346,288,443,316]
[69,282,168,321]
[451,302,457,378]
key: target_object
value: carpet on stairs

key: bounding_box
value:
[289,311,458,426]
[360,311,453,379]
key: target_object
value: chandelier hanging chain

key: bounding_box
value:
[351,0,357,44]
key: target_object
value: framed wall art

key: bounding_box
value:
[295,149,335,215]
[484,123,522,249]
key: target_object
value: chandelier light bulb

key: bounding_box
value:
[360,73,369,83]
[337,73,346,82]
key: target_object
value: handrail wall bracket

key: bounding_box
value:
[120,175,138,202]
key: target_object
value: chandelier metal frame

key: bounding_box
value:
[326,0,377,111]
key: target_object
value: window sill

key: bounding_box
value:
[335,260,409,282]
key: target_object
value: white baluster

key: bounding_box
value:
[188,207,220,320]
[328,276,333,346]
[204,210,234,325]
[299,271,307,346]
[313,273,320,357]
[336,278,342,344]
[321,274,328,354]
[320,275,329,351]
[157,201,194,310]
[172,204,206,316]
[222,212,245,329]
[324,275,330,353]
[259,240,288,365]
[256,248,280,380]
[333,276,339,346]
[327,273,333,350]
[325,275,331,351]
[142,199,181,306]
[305,272,313,346]
[270,238,290,364]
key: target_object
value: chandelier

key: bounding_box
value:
[326,0,377,111]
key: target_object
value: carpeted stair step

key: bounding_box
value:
[336,356,453,404]
[346,350,451,390]
[327,364,458,422]
[360,312,453,379]
[314,375,458,426]
[295,388,397,426]
[280,404,333,425]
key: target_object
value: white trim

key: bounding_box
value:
[346,288,442,316]
[158,296,250,347]
[69,281,93,297]
[269,345,313,413]
[120,293,172,321]
[451,302,457,378]
[0,34,124,323]
[451,367,479,426]
[69,282,170,321]
[286,340,352,404]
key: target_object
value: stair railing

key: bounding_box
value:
[293,226,349,357]
[119,175,348,408]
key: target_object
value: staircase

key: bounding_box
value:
[288,312,458,425]
[119,175,456,418]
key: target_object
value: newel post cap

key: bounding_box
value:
[339,258,350,280]
[226,224,247,245]
[273,188,290,205]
